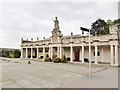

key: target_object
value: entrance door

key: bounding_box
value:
[75,50,80,61]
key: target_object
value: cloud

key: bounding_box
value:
[0,1,118,49]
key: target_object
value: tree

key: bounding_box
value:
[13,49,20,58]
[91,18,109,35]
[112,18,120,25]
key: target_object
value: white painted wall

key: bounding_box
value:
[102,46,110,62]
[28,49,31,57]
[24,45,111,63]
[64,47,70,58]
[84,46,110,62]
[84,47,95,61]
[63,46,111,63]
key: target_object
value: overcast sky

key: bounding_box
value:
[0,0,119,49]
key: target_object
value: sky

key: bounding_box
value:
[0,0,119,49]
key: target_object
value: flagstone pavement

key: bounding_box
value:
[0,57,118,88]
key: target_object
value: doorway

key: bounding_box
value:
[75,50,80,61]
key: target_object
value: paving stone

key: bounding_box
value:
[15,79,34,87]
[1,58,118,88]
[3,83,22,88]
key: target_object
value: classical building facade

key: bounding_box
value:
[20,17,120,66]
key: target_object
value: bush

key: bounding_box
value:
[84,58,89,62]
[44,54,52,62]
[53,57,61,63]
[61,54,67,63]
[67,57,70,61]
[9,53,14,58]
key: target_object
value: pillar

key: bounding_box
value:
[49,46,51,58]
[31,47,33,59]
[57,47,59,58]
[60,46,62,59]
[70,44,73,63]
[43,45,45,60]
[36,47,39,59]
[51,47,53,59]
[81,46,84,63]
[101,46,104,62]
[115,45,118,66]
[110,45,114,65]
[26,48,28,58]
[95,45,98,64]
[21,48,23,58]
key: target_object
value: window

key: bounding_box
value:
[93,51,100,56]
[98,52,100,56]
[39,50,42,52]
[45,50,48,52]
[93,52,95,56]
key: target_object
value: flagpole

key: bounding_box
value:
[89,28,92,76]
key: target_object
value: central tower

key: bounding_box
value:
[51,17,62,43]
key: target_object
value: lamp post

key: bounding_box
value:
[80,27,92,76]
[88,28,92,76]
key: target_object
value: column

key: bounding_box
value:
[51,47,53,59]
[101,46,104,62]
[43,45,45,60]
[60,46,62,59]
[70,44,73,63]
[49,46,51,58]
[36,47,39,59]
[95,45,98,64]
[31,47,33,59]
[26,48,28,58]
[62,47,65,54]
[115,45,118,66]
[110,45,114,65]
[57,47,60,58]
[81,46,84,63]
[20,48,23,58]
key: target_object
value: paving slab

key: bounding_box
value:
[0,57,118,88]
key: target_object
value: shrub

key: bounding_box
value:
[9,53,14,58]
[52,55,57,60]
[44,54,52,62]
[61,54,67,63]
[67,57,70,61]
[53,57,61,63]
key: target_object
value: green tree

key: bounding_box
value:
[91,18,109,35]
[112,18,120,25]
[13,49,20,58]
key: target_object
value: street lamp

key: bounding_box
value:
[80,27,92,76]
[88,28,92,76]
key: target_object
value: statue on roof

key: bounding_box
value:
[53,17,59,30]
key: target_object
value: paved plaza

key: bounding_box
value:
[0,57,118,88]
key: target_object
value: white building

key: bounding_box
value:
[20,17,120,66]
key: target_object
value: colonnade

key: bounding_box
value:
[20,44,119,66]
